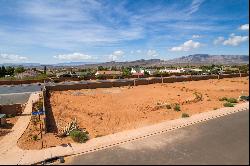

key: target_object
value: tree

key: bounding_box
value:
[15,66,25,74]
[0,66,6,77]
[5,66,15,76]
[97,66,104,71]
[43,66,47,74]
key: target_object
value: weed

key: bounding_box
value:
[173,104,181,112]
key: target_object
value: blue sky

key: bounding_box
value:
[0,0,249,64]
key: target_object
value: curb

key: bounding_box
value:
[29,102,249,165]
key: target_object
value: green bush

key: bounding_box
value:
[240,96,249,101]
[173,104,181,112]
[70,129,89,143]
[182,113,190,118]
[223,102,234,107]
[226,98,238,103]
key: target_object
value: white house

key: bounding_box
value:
[131,68,145,74]
[145,69,157,75]
[159,68,185,73]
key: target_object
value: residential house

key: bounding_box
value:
[159,68,185,73]
[145,69,157,75]
[131,67,145,74]
[95,71,122,76]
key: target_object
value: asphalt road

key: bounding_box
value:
[64,110,249,165]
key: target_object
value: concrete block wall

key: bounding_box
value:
[44,74,248,92]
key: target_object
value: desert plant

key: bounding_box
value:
[173,104,181,112]
[182,113,190,118]
[223,102,234,107]
[70,129,89,143]
[240,95,249,101]
[213,107,218,110]
[32,135,38,141]
[226,98,238,103]
[219,97,228,101]
[194,92,203,101]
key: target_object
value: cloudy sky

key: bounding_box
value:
[0,0,249,64]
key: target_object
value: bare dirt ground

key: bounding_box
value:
[18,77,249,149]
[0,117,18,140]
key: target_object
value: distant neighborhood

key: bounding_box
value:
[0,62,249,82]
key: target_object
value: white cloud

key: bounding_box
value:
[213,36,225,45]
[192,35,201,38]
[53,52,92,61]
[239,24,249,31]
[136,50,142,53]
[0,53,28,63]
[223,35,249,46]
[108,50,125,61]
[147,49,158,57]
[170,40,201,52]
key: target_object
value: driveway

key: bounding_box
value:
[64,110,249,165]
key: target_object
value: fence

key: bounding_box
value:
[44,74,248,92]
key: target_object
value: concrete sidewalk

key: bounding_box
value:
[0,92,40,165]
[0,100,249,165]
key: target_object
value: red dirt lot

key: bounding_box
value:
[18,77,249,149]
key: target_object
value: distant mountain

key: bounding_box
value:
[81,59,163,68]
[0,54,248,68]
[55,61,98,66]
[165,54,249,65]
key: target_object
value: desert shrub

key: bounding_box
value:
[213,107,218,110]
[223,102,234,107]
[35,100,43,110]
[70,129,89,143]
[240,95,249,101]
[194,92,203,101]
[226,98,238,103]
[173,104,181,112]
[32,135,38,141]
[219,97,228,101]
[182,113,190,118]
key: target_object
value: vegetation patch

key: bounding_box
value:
[240,95,249,101]
[223,102,235,107]
[173,104,181,112]
[70,129,89,143]
[226,98,238,103]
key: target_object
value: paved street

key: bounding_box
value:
[65,110,249,165]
